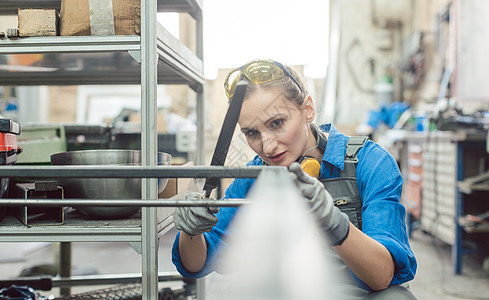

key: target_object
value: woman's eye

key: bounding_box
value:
[269,119,284,129]
[245,130,259,138]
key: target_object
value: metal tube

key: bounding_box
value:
[140,0,159,296]
[0,199,249,207]
[50,272,187,288]
[0,165,275,178]
[59,242,72,296]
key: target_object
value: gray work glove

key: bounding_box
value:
[173,192,219,236]
[288,162,350,246]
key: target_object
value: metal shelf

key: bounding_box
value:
[0,212,142,242]
[0,0,203,20]
[0,24,204,88]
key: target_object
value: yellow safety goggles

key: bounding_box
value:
[224,59,304,99]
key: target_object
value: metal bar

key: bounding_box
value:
[195,1,204,58]
[141,0,159,297]
[59,242,72,296]
[0,36,140,54]
[195,6,204,165]
[0,165,273,178]
[156,23,204,82]
[453,142,464,274]
[0,199,248,207]
[1,228,142,243]
[50,272,187,287]
[196,86,205,165]
[157,0,203,19]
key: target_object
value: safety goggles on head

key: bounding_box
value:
[224,59,304,99]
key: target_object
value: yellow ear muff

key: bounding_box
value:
[300,157,320,178]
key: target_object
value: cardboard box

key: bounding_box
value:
[18,9,59,37]
[60,0,141,36]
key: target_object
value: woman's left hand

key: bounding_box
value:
[288,162,350,245]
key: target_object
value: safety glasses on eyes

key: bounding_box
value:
[224,59,304,99]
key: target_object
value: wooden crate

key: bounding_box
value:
[60,0,141,36]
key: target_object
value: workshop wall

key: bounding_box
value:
[331,0,452,132]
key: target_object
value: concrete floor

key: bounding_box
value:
[408,230,489,300]
[0,227,488,299]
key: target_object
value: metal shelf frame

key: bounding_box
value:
[0,36,141,53]
[0,1,205,299]
[0,165,266,243]
[0,24,204,87]
[0,215,143,242]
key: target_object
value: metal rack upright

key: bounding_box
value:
[0,1,205,299]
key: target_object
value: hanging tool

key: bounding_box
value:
[203,81,248,198]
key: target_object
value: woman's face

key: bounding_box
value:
[238,87,316,167]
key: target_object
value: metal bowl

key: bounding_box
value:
[50,149,172,219]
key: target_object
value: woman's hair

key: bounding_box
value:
[244,63,308,106]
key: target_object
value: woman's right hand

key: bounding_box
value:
[173,192,219,236]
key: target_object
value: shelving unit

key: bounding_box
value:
[0,1,205,299]
[399,130,489,274]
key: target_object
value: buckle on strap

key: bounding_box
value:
[345,136,368,161]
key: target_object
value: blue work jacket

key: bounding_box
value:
[172,123,417,290]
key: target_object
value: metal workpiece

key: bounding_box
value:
[10,182,64,226]
[0,198,249,207]
[0,165,275,178]
[208,167,339,299]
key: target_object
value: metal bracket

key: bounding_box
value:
[129,241,142,254]
[128,51,141,63]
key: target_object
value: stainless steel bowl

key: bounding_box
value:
[50,149,172,219]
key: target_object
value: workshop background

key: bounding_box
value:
[1,0,489,299]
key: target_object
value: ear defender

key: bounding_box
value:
[299,156,321,178]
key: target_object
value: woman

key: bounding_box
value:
[172,59,417,298]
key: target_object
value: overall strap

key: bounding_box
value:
[341,136,368,178]
[322,136,369,230]
[345,136,369,162]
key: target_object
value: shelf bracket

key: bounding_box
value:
[129,241,142,254]
[128,50,141,63]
